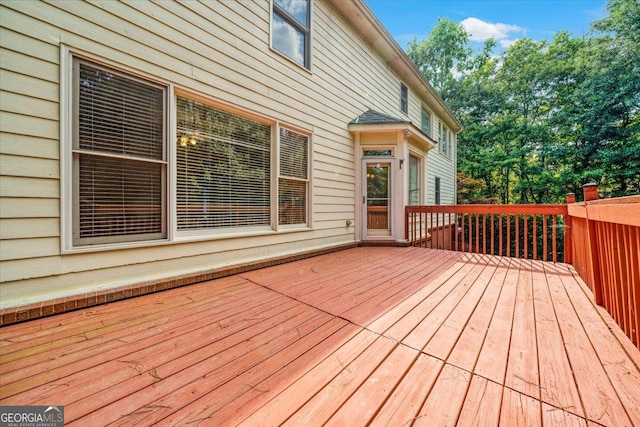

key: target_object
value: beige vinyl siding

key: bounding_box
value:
[426,125,457,205]
[1,4,62,271]
[0,0,455,307]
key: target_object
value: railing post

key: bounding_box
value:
[405,207,409,241]
[565,193,575,264]
[583,183,603,305]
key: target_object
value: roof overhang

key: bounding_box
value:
[348,121,437,152]
[328,0,463,133]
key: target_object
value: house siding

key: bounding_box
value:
[0,0,458,308]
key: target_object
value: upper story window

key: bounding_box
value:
[271,0,311,69]
[408,154,421,205]
[400,83,408,114]
[439,121,450,157]
[72,59,167,246]
[421,108,431,136]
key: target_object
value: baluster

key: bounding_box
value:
[507,214,511,257]
[524,215,528,259]
[533,214,537,260]
[552,215,557,262]
[543,214,548,262]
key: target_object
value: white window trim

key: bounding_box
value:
[362,146,395,158]
[276,123,313,231]
[61,47,313,253]
[400,83,409,115]
[420,106,432,136]
[438,121,452,159]
[407,150,424,206]
[60,46,172,253]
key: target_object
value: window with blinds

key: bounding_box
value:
[176,97,272,230]
[279,128,308,225]
[73,60,166,245]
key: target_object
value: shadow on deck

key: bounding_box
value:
[1,247,639,426]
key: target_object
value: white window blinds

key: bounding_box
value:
[176,97,271,230]
[279,128,308,225]
[74,60,166,245]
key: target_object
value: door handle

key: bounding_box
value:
[363,195,366,204]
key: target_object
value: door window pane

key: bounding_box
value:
[367,164,390,230]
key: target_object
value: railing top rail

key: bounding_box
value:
[406,204,568,215]
[569,194,640,206]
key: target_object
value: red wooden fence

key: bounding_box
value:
[405,184,640,348]
[566,185,640,347]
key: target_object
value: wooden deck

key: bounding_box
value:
[1,247,639,426]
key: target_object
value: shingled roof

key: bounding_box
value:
[350,109,410,125]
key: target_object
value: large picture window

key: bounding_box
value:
[67,56,311,250]
[73,60,166,245]
[279,127,309,225]
[271,0,311,68]
[176,97,271,230]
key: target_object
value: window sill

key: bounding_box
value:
[269,47,313,74]
[63,226,313,254]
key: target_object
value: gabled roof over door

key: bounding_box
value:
[348,109,437,151]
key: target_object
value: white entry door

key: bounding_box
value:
[362,160,393,237]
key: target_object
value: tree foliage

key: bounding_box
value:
[410,0,639,203]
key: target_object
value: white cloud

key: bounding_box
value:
[499,39,518,48]
[461,17,525,44]
[272,18,305,66]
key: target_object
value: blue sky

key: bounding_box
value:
[365,0,608,51]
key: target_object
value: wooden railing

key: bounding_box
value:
[405,204,568,262]
[405,184,639,348]
[566,185,640,347]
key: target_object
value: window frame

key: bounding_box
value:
[435,176,441,205]
[400,83,408,115]
[277,124,311,228]
[421,107,431,136]
[408,152,422,206]
[439,121,451,158]
[66,56,169,249]
[270,0,312,70]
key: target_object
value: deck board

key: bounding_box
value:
[505,258,540,399]
[1,247,638,426]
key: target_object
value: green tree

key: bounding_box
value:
[406,18,471,100]
[409,0,639,204]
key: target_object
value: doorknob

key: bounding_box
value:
[363,196,366,204]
